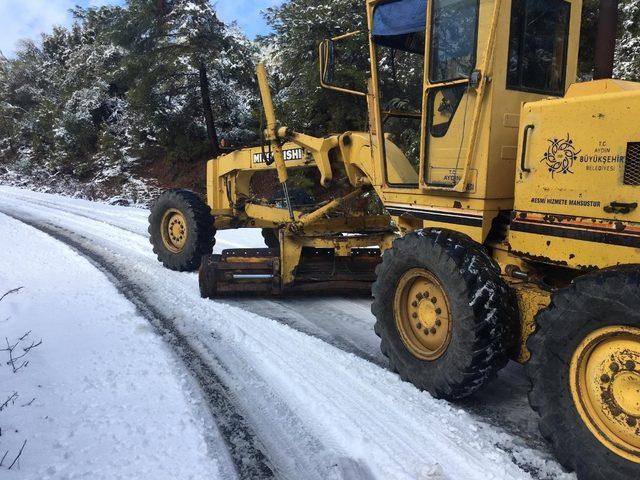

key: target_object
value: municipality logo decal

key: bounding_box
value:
[542,134,581,177]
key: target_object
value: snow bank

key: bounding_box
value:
[0,213,228,479]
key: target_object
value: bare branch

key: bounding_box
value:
[1,333,42,373]
[20,398,36,408]
[0,288,23,303]
[8,439,26,470]
[0,450,7,467]
[0,392,18,412]
[23,339,42,353]
[18,331,31,342]
[12,361,28,373]
[12,340,43,363]
[2,337,17,352]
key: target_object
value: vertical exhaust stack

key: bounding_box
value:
[594,0,619,79]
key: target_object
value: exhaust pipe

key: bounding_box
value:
[594,0,619,80]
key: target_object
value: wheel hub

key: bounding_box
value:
[570,326,640,463]
[394,269,451,361]
[612,371,640,418]
[161,209,188,253]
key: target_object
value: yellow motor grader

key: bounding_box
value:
[149,0,640,477]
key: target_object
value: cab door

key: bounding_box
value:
[422,0,481,190]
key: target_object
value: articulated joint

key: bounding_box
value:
[262,126,292,142]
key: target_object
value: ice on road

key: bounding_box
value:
[0,186,573,479]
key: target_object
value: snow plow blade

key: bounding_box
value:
[199,247,381,298]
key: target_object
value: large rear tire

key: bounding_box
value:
[372,229,517,400]
[148,189,215,271]
[527,266,640,480]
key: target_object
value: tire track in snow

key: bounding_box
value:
[220,297,387,368]
[0,190,560,477]
[0,211,275,480]
[1,190,388,366]
[0,193,145,236]
[0,193,571,479]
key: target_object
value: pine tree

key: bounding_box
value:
[0,0,258,189]
[261,0,369,134]
[579,0,639,81]
[109,0,257,160]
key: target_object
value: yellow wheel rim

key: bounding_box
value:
[393,268,452,361]
[570,326,640,463]
[160,209,188,253]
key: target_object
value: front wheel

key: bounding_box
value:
[527,266,640,480]
[148,189,215,271]
[372,229,517,400]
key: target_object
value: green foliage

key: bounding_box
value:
[616,0,640,80]
[1,0,639,190]
[261,0,370,134]
[0,0,258,182]
[576,0,640,80]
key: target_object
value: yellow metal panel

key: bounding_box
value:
[565,79,640,97]
[244,204,302,225]
[515,88,640,223]
[509,229,640,270]
[511,83,640,266]
[511,283,551,363]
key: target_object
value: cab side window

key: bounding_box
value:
[430,0,479,83]
[507,0,571,96]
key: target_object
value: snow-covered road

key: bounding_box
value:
[0,186,574,479]
[0,208,235,479]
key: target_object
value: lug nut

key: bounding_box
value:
[412,312,418,319]
[416,323,422,330]
[627,417,637,427]
[626,360,636,371]
[412,301,418,307]
[601,374,610,383]
[431,297,437,304]
[430,327,437,334]
[435,319,442,327]
[435,308,442,315]
[416,294,421,300]
[610,362,620,372]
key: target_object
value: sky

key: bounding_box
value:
[0,0,281,57]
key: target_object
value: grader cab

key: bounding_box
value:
[149,0,640,477]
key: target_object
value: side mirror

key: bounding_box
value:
[318,31,367,97]
[320,39,336,85]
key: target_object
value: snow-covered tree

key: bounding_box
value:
[112,0,257,160]
[1,0,639,197]
[616,0,640,80]
[262,0,369,134]
[0,0,258,190]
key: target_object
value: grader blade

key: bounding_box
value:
[199,247,381,298]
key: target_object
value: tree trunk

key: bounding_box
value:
[155,0,168,16]
[199,62,220,157]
